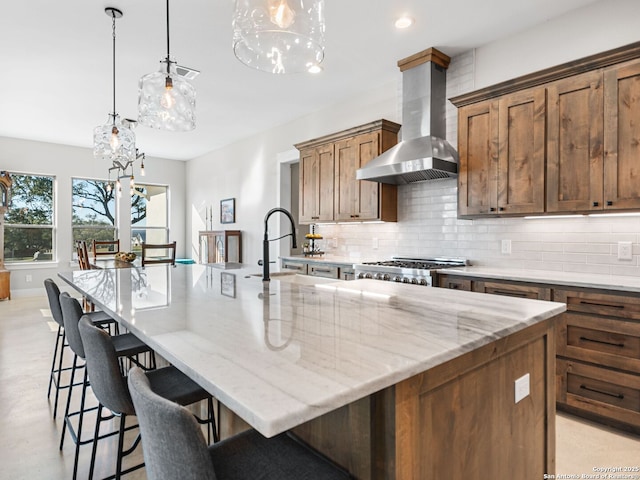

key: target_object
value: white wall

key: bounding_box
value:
[0,136,185,294]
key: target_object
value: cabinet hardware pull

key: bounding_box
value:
[606,200,613,206]
[489,207,496,212]
[578,300,624,309]
[498,207,505,211]
[311,216,320,220]
[314,268,331,273]
[579,384,624,400]
[592,201,599,207]
[450,284,460,289]
[579,336,624,348]
[492,289,528,297]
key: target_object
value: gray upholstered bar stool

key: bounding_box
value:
[128,367,353,480]
[44,278,116,419]
[58,292,155,480]
[78,317,217,480]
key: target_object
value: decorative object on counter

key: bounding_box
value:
[115,251,137,263]
[232,0,325,74]
[220,198,235,224]
[138,0,197,132]
[303,224,323,256]
[0,172,11,300]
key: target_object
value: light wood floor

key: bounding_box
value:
[1,294,638,479]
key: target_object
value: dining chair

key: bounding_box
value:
[78,318,217,480]
[141,241,177,266]
[44,279,117,419]
[75,240,91,270]
[58,292,155,480]
[92,239,120,261]
[128,366,353,480]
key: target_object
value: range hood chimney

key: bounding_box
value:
[356,47,458,184]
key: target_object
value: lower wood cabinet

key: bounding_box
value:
[436,274,640,434]
[0,269,10,301]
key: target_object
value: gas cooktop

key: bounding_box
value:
[353,257,467,286]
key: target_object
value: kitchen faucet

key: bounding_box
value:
[262,207,297,282]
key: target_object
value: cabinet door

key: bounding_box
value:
[458,100,499,217]
[497,88,546,215]
[299,145,334,223]
[547,71,604,212]
[334,132,381,221]
[604,60,640,210]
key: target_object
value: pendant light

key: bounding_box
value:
[232,0,325,74]
[138,0,196,131]
[93,8,136,164]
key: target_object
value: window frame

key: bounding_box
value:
[3,172,56,265]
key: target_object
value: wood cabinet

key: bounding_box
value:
[458,88,545,217]
[0,270,10,301]
[296,120,400,224]
[299,145,335,223]
[436,272,640,434]
[554,288,640,432]
[453,42,640,218]
[198,230,242,264]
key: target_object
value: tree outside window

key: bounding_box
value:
[72,178,117,255]
[3,174,54,263]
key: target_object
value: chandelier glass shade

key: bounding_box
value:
[94,8,137,166]
[138,57,196,131]
[232,0,325,74]
[138,0,196,132]
[93,113,136,163]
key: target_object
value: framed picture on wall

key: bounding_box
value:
[220,198,235,224]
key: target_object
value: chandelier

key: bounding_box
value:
[232,0,325,74]
[138,0,196,131]
[93,8,137,170]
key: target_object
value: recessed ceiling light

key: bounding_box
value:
[307,64,323,74]
[395,15,414,29]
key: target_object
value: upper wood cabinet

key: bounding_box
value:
[453,42,640,218]
[299,144,335,223]
[458,88,545,217]
[295,120,400,224]
[547,71,604,213]
[604,60,640,211]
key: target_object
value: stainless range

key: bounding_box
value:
[354,257,467,286]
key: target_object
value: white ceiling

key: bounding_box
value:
[0,0,600,161]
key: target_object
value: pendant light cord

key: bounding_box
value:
[166,0,171,74]
[111,10,117,123]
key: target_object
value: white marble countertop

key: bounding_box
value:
[59,264,565,437]
[438,266,640,293]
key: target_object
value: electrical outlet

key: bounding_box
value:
[25,274,33,283]
[501,239,512,255]
[372,238,379,249]
[618,241,633,260]
[515,373,530,403]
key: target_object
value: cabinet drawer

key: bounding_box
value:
[557,359,640,429]
[557,312,640,372]
[474,281,551,300]
[554,289,640,321]
[436,275,471,291]
[281,261,308,275]
[309,264,339,279]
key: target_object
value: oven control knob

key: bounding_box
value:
[419,278,429,286]
[375,273,384,280]
[411,278,419,285]
[364,273,373,279]
[357,273,366,279]
[393,276,402,282]
[382,274,391,281]
[402,278,410,284]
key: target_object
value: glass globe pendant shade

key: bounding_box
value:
[233,0,325,74]
[138,58,196,131]
[93,114,136,163]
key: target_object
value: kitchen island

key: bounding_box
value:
[59,264,565,479]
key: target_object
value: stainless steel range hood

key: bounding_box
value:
[357,48,458,185]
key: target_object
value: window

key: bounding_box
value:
[4,173,55,263]
[72,178,116,255]
[131,184,169,253]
